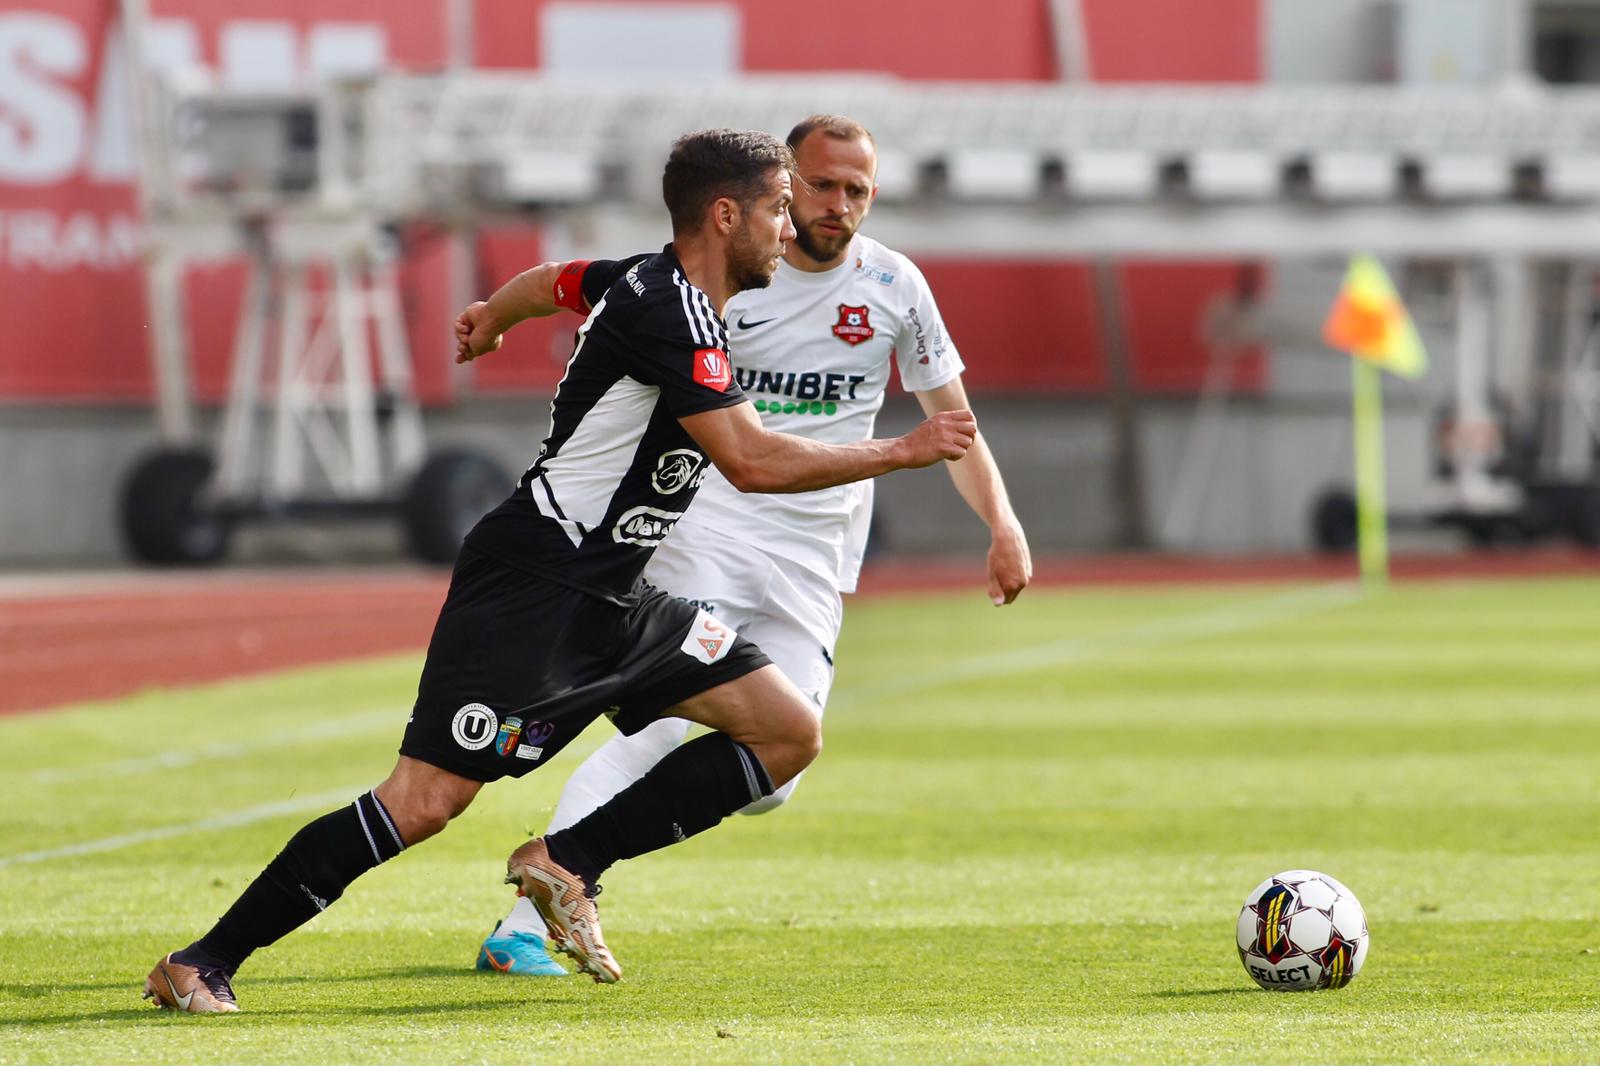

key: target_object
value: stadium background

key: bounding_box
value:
[14,0,1597,567]
[5,4,1600,1062]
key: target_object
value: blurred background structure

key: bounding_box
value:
[4,0,1600,566]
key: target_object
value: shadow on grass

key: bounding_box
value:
[1,964,582,1028]
[1147,988,1256,999]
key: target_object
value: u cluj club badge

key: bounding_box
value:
[832,304,875,346]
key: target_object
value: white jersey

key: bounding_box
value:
[668,235,963,593]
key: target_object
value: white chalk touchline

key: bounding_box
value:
[836,581,1361,704]
[1,584,1359,869]
[0,786,370,869]
[23,708,403,785]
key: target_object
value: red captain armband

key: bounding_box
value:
[552,260,592,314]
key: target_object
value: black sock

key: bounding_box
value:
[175,790,406,974]
[545,732,773,887]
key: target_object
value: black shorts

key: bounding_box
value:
[400,547,770,782]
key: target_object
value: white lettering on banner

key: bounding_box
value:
[222,21,298,89]
[0,14,87,185]
[87,20,202,182]
[0,210,139,271]
[0,14,388,189]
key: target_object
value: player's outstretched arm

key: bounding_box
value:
[915,377,1032,605]
[453,261,567,365]
[680,401,976,494]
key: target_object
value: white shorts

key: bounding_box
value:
[642,527,842,714]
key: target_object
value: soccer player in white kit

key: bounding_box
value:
[455,115,1032,975]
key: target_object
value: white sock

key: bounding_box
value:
[490,717,692,942]
[739,770,801,816]
[492,894,545,938]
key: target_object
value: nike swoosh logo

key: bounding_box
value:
[163,966,195,1011]
[735,315,775,329]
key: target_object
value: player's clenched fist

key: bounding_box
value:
[454,302,504,365]
[897,409,977,467]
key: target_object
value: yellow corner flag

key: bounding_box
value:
[1322,254,1427,379]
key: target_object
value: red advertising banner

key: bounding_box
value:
[0,0,1262,403]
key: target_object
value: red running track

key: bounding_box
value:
[0,571,449,716]
[3,551,1598,716]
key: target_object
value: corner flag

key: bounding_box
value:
[1320,254,1429,590]
[1322,254,1427,379]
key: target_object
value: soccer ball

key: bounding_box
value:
[1236,870,1369,991]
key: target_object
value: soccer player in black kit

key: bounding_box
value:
[142,128,978,1010]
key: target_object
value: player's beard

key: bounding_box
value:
[792,214,856,264]
[727,223,780,292]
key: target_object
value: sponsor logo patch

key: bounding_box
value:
[832,303,875,346]
[853,257,895,285]
[733,367,868,410]
[514,721,558,761]
[680,609,736,665]
[451,703,498,751]
[612,505,684,546]
[693,347,732,391]
[495,716,523,756]
[651,448,706,495]
[907,306,932,364]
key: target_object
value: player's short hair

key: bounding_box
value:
[786,114,877,152]
[662,128,796,234]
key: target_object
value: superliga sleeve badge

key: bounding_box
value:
[693,347,732,391]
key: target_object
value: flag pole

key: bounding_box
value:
[1351,358,1389,589]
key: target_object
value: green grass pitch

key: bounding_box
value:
[3,577,1599,1064]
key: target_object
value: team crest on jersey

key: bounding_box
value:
[451,704,498,751]
[832,304,875,346]
[693,347,732,391]
[495,716,523,756]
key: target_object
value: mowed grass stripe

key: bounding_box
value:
[1,578,1597,1064]
[0,584,1354,858]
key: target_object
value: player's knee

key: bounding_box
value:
[375,759,478,844]
[377,792,453,842]
[796,712,822,767]
[782,710,823,778]
[770,697,820,757]
[748,701,820,787]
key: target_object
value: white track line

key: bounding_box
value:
[0,786,368,869]
[20,586,1354,782]
[1,583,1358,870]
[23,708,402,785]
[837,581,1361,704]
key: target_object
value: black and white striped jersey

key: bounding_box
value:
[466,246,748,604]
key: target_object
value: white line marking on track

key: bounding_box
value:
[1,584,1359,870]
[837,582,1362,704]
[23,709,402,785]
[0,786,369,869]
